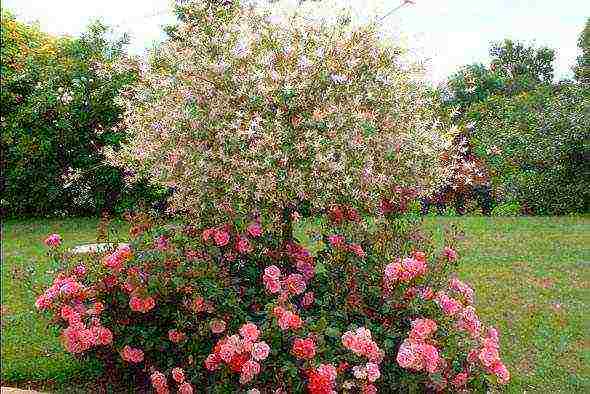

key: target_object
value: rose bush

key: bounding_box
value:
[36,208,509,392]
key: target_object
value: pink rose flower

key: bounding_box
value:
[417,343,440,373]
[171,367,185,383]
[178,382,193,394]
[317,363,337,381]
[129,296,155,313]
[409,318,438,342]
[240,360,261,384]
[491,361,510,384]
[239,322,260,342]
[210,319,227,334]
[214,229,230,246]
[264,277,281,294]
[44,234,61,247]
[479,346,500,367]
[236,236,253,254]
[396,340,419,370]
[142,296,156,312]
[353,365,367,379]
[35,295,52,310]
[202,228,215,242]
[292,337,316,360]
[264,265,281,279]
[436,292,462,316]
[247,223,262,237]
[204,353,221,371]
[121,345,144,363]
[366,362,380,382]
[384,262,404,281]
[284,273,306,295]
[252,341,270,361]
[168,329,186,343]
[277,310,302,331]
[96,326,113,345]
[443,246,458,261]
[150,371,168,390]
[401,257,427,278]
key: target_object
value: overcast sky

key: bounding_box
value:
[4,0,589,84]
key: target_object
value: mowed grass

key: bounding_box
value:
[1,216,589,392]
[423,216,590,393]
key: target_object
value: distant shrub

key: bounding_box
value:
[491,201,521,217]
[467,83,590,215]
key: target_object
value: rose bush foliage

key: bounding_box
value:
[109,0,451,232]
[37,208,509,393]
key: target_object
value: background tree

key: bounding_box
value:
[489,39,555,94]
[574,18,590,85]
[466,82,589,214]
[1,12,164,217]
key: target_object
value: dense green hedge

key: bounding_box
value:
[1,12,165,218]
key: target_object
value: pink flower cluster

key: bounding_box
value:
[292,337,316,360]
[342,327,384,364]
[62,318,113,354]
[435,291,462,316]
[396,318,441,374]
[449,277,474,304]
[168,329,187,343]
[44,233,61,247]
[262,265,307,296]
[104,244,133,272]
[307,363,337,394]
[204,322,270,384]
[121,345,144,363]
[203,226,231,247]
[263,265,282,293]
[203,223,262,254]
[273,306,303,331]
[342,328,384,388]
[352,362,381,383]
[384,253,428,283]
[443,246,458,262]
[470,328,510,384]
[150,367,193,394]
[129,295,156,313]
[35,275,86,311]
[456,306,481,337]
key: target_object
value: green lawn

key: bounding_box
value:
[2,216,589,392]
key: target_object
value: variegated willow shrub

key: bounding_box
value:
[36,1,510,392]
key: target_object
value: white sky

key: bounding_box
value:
[3,0,589,84]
